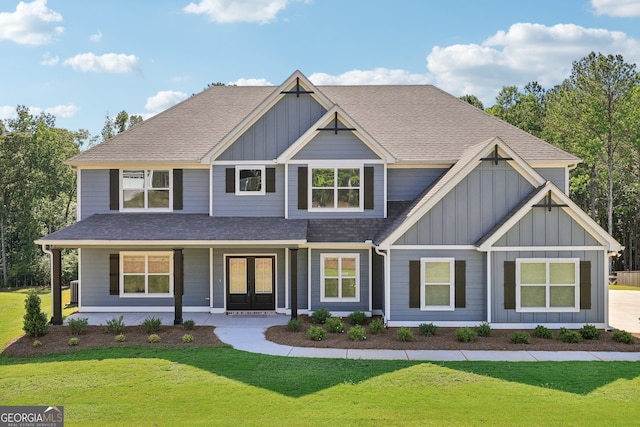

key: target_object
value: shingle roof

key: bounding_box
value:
[69,82,579,165]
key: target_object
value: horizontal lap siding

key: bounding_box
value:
[295,248,309,310]
[388,249,485,322]
[536,167,566,192]
[80,170,110,219]
[387,168,447,201]
[182,169,209,213]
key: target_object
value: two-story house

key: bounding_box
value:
[38,70,622,329]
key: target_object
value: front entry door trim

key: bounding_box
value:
[225,254,277,311]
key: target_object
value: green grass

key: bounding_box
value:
[1,288,640,426]
[610,284,640,291]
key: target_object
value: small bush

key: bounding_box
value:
[348,325,367,341]
[455,327,477,343]
[182,319,196,331]
[104,316,125,334]
[148,334,161,343]
[369,318,385,334]
[580,324,602,340]
[533,325,553,339]
[68,337,79,346]
[325,317,345,333]
[182,334,194,343]
[115,334,126,342]
[32,340,42,348]
[396,327,414,342]
[475,322,492,337]
[310,307,331,324]
[142,316,162,333]
[348,311,368,325]
[307,326,326,341]
[68,317,89,335]
[23,291,50,337]
[559,327,582,343]
[612,330,635,344]
[510,331,531,344]
[418,322,438,336]
[286,318,303,332]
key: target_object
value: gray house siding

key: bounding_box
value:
[387,168,448,201]
[182,169,210,214]
[388,249,485,322]
[80,169,110,220]
[183,249,210,307]
[536,167,566,192]
[309,248,370,312]
[394,162,535,245]
[292,132,379,160]
[292,248,309,311]
[218,94,326,161]
[211,165,285,217]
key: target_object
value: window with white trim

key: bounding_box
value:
[321,254,360,302]
[122,169,171,210]
[120,252,173,297]
[310,167,362,210]
[516,258,579,312]
[236,166,265,195]
[421,258,455,311]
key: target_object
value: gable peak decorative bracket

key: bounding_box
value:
[317,112,357,134]
[480,144,514,165]
[533,190,569,212]
[280,77,315,98]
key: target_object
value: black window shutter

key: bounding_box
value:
[266,168,276,193]
[580,261,591,309]
[455,260,466,308]
[364,166,374,210]
[225,168,235,193]
[298,167,308,210]
[504,260,516,309]
[173,169,183,210]
[109,254,119,295]
[409,260,420,308]
[109,169,119,210]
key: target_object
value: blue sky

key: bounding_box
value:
[1,0,640,138]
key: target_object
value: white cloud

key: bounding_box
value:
[40,51,58,66]
[63,52,140,74]
[309,68,431,85]
[90,30,102,42]
[232,78,273,85]
[426,23,640,104]
[183,0,289,24]
[592,0,640,17]
[0,105,16,120]
[0,104,78,120]
[0,0,63,45]
[145,90,188,112]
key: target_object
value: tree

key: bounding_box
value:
[459,94,484,110]
[486,83,546,137]
[23,290,49,337]
[101,110,144,141]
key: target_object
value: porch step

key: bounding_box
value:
[225,311,278,316]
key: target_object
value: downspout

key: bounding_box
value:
[373,245,390,325]
[40,244,54,315]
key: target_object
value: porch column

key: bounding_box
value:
[50,248,63,325]
[173,248,183,325]
[290,248,298,319]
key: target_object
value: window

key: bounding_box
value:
[310,167,361,210]
[122,169,171,210]
[420,258,455,311]
[236,166,265,195]
[321,254,359,301]
[516,258,579,312]
[120,252,173,297]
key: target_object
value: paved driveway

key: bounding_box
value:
[609,290,640,332]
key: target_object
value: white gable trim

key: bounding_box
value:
[477,181,623,252]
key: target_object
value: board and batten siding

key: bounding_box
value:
[80,169,110,220]
[387,168,448,201]
[388,249,485,322]
[218,94,326,161]
[292,132,379,160]
[536,167,566,192]
[394,162,535,246]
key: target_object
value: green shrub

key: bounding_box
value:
[307,326,326,341]
[348,325,367,341]
[104,316,125,334]
[68,337,79,346]
[325,317,345,333]
[396,327,414,342]
[310,307,331,324]
[348,310,367,325]
[455,327,477,343]
[286,318,303,332]
[182,334,194,343]
[510,331,531,344]
[148,334,161,343]
[182,319,196,330]
[32,340,42,348]
[533,325,553,339]
[68,317,89,335]
[142,316,162,333]
[418,322,438,336]
[23,291,50,337]
[369,318,385,334]
[115,334,126,342]
[559,327,582,343]
[475,322,492,337]
[579,324,602,340]
[612,330,635,344]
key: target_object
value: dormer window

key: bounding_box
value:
[310,166,362,211]
[122,169,171,210]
